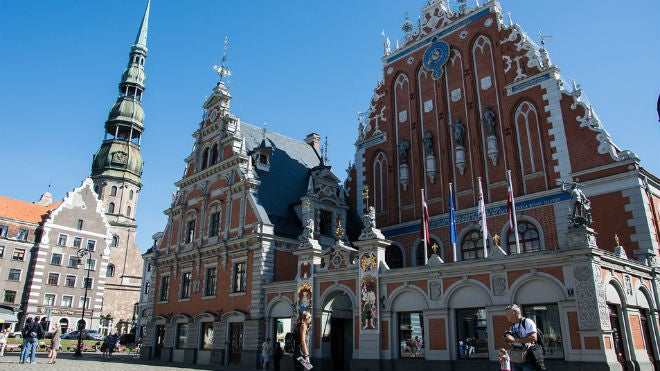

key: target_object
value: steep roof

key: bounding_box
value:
[0,196,60,223]
[240,122,324,237]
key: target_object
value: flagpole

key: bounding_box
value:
[449,183,457,262]
[421,188,429,264]
[507,170,521,254]
[477,177,488,258]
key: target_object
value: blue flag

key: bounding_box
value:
[449,185,457,245]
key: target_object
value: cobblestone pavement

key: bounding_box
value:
[0,352,254,371]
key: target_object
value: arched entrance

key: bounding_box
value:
[59,318,69,334]
[607,282,629,371]
[321,291,353,370]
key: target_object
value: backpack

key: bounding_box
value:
[284,327,298,353]
[520,317,546,355]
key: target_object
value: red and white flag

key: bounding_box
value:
[421,189,430,263]
[477,178,488,258]
[506,170,521,254]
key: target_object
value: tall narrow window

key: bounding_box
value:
[110,186,117,196]
[108,202,115,214]
[127,206,132,217]
[373,152,389,212]
[129,190,134,200]
[233,262,247,293]
[180,272,192,299]
[205,267,217,297]
[106,264,115,278]
[77,219,84,230]
[210,144,218,166]
[185,220,196,243]
[159,276,170,301]
[202,148,209,169]
[209,212,220,237]
[319,210,332,236]
[111,235,119,247]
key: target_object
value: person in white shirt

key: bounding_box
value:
[262,337,272,370]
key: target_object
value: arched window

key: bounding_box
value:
[110,186,117,196]
[211,144,218,166]
[111,235,119,247]
[108,202,115,214]
[106,263,115,278]
[129,190,134,200]
[127,206,132,217]
[385,245,404,269]
[506,221,541,253]
[372,152,389,212]
[461,229,486,260]
[202,147,209,169]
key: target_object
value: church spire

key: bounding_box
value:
[91,0,150,228]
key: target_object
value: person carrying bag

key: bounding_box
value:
[503,304,546,371]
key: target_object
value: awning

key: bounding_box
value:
[0,307,18,323]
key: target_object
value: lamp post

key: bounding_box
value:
[74,248,93,357]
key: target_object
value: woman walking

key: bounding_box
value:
[293,311,312,371]
[48,323,61,364]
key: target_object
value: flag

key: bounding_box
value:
[477,178,488,258]
[449,183,457,262]
[506,170,521,254]
[421,189,430,263]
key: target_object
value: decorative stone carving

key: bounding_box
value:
[492,274,507,296]
[358,206,385,240]
[573,263,610,331]
[429,280,443,300]
[483,108,499,166]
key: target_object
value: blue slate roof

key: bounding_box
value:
[240,122,324,238]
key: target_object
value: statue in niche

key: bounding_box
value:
[562,182,592,227]
[398,139,411,164]
[484,107,496,136]
[423,131,434,156]
[454,119,465,147]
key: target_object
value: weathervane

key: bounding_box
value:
[213,36,231,81]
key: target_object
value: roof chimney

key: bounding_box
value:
[305,133,321,150]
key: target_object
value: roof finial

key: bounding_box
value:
[213,36,231,81]
[538,30,554,68]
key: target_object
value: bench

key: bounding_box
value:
[71,344,93,352]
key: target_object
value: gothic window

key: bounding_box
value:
[108,202,115,214]
[514,101,546,188]
[110,186,117,196]
[385,245,404,269]
[461,229,486,260]
[211,144,218,166]
[506,220,542,253]
[202,147,209,170]
[209,212,221,237]
[111,235,119,247]
[373,152,389,212]
[127,206,132,217]
[185,219,196,243]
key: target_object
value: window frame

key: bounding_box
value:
[51,253,63,266]
[86,240,96,252]
[3,290,16,304]
[17,228,29,241]
[44,293,56,306]
[0,225,7,237]
[64,275,77,288]
[0,245,4,258]
[180,271,192,300]
[47,272,60,285]
[61,295,74,308]
[159,275,170,302]
[397,311,425,359]
[7,268,21,281]
[232,261,247,294]
[73,237,82,248]
[57,234,68,246]
[204,266,217,297]
[12,248,26,261]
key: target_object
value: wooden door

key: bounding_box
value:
[229,323,243,365]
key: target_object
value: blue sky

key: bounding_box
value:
[1,1,658,252]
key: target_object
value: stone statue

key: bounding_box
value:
[563,182,592,227]
[484,107,496,136]
[454,119,465,147]
[423,131,434,156]
[300,218,314,240]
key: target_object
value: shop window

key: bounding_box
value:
[200,322,214,350]
[522,304,564,359]
[398,312,424,359]
[456,308,489,359]
[177,323,188,349]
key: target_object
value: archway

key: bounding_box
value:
[321,291,353,370]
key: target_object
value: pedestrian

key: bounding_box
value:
[499,348,511,371]
[503,304,545,371]
[48,323,61,364]
[273,342,284,371]
[293,311,312,371]
[261,337,272,369]
[19,317,42,364]
[0,328,7,357]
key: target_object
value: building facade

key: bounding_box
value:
[142,1,660,371]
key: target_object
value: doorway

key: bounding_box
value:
[608,304,628,371]
[229,323,244,365]
[323,293,353,370]
[154,325,165,358]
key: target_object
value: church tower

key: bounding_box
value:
[90,0,149,335]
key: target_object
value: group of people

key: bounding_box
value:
[17,315,53,364]
[261,310,312,371]
[458,337,476,358]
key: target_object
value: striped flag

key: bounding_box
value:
[421,189,430,263]
[449,183,457,262]
[506,170,521,254]
[477,177,488,258]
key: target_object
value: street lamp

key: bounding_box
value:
[74,248,93,357]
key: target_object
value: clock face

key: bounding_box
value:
[423,39,450,80]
